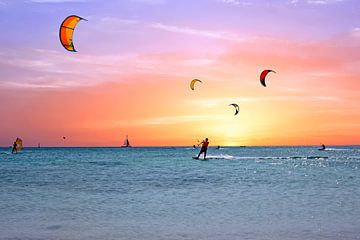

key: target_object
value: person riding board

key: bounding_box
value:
[196,138,209,160]
[11,141,17,154]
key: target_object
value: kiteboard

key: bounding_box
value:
[192,156,208,161]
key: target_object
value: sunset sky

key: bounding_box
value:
[0,0,359,146]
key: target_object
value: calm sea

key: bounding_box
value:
[0,146,359,240]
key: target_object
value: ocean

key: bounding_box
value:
[0,146,359,240]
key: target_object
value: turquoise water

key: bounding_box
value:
[0,146,360,240]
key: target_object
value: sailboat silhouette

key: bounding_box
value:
[121,135,131,148]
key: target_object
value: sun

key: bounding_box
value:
[202,118,251,146]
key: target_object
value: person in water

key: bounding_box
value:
[11,141,17,154]
[196,138,209,159]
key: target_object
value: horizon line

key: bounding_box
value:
[1,144,360,148]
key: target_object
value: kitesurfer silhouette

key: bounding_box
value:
[319,144,326,151]
[11,141,17,154]
[196,138,209,160]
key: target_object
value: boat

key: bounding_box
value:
[121,135,131,148]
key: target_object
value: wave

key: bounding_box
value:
[324,148,357,151]
[0,151,11,155]
[205,154,236,160]
[204,155,328,160]
[88,161,128,166]
[258,156,328,160]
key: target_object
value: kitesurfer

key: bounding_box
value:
[196,138,209,160]
[11,141,17,154]
[319,144,326,151]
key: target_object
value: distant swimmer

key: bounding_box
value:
[217,146,220,149]
[193,145,197,149]
[194,138,209,160]
[11,141,17,154]
[318,144,326,151]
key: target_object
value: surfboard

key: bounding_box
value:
[192,156,208,161]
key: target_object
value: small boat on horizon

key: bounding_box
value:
[121,135,131,148]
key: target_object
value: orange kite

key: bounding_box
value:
[59,15,87,52]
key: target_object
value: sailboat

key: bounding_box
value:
[121,135,131,148]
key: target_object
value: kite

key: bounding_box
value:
[59,15,87,52]
[190,79,202,90]
[229,103,239,115]
[260,70,276,87]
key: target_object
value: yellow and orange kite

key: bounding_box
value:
[190,79,202,90]
[59,15,87,52]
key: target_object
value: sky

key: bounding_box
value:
[0,0,360,147]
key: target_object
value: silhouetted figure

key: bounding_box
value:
[196,138,209,160]
[11,141,17,154]
[319,144,326,151]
